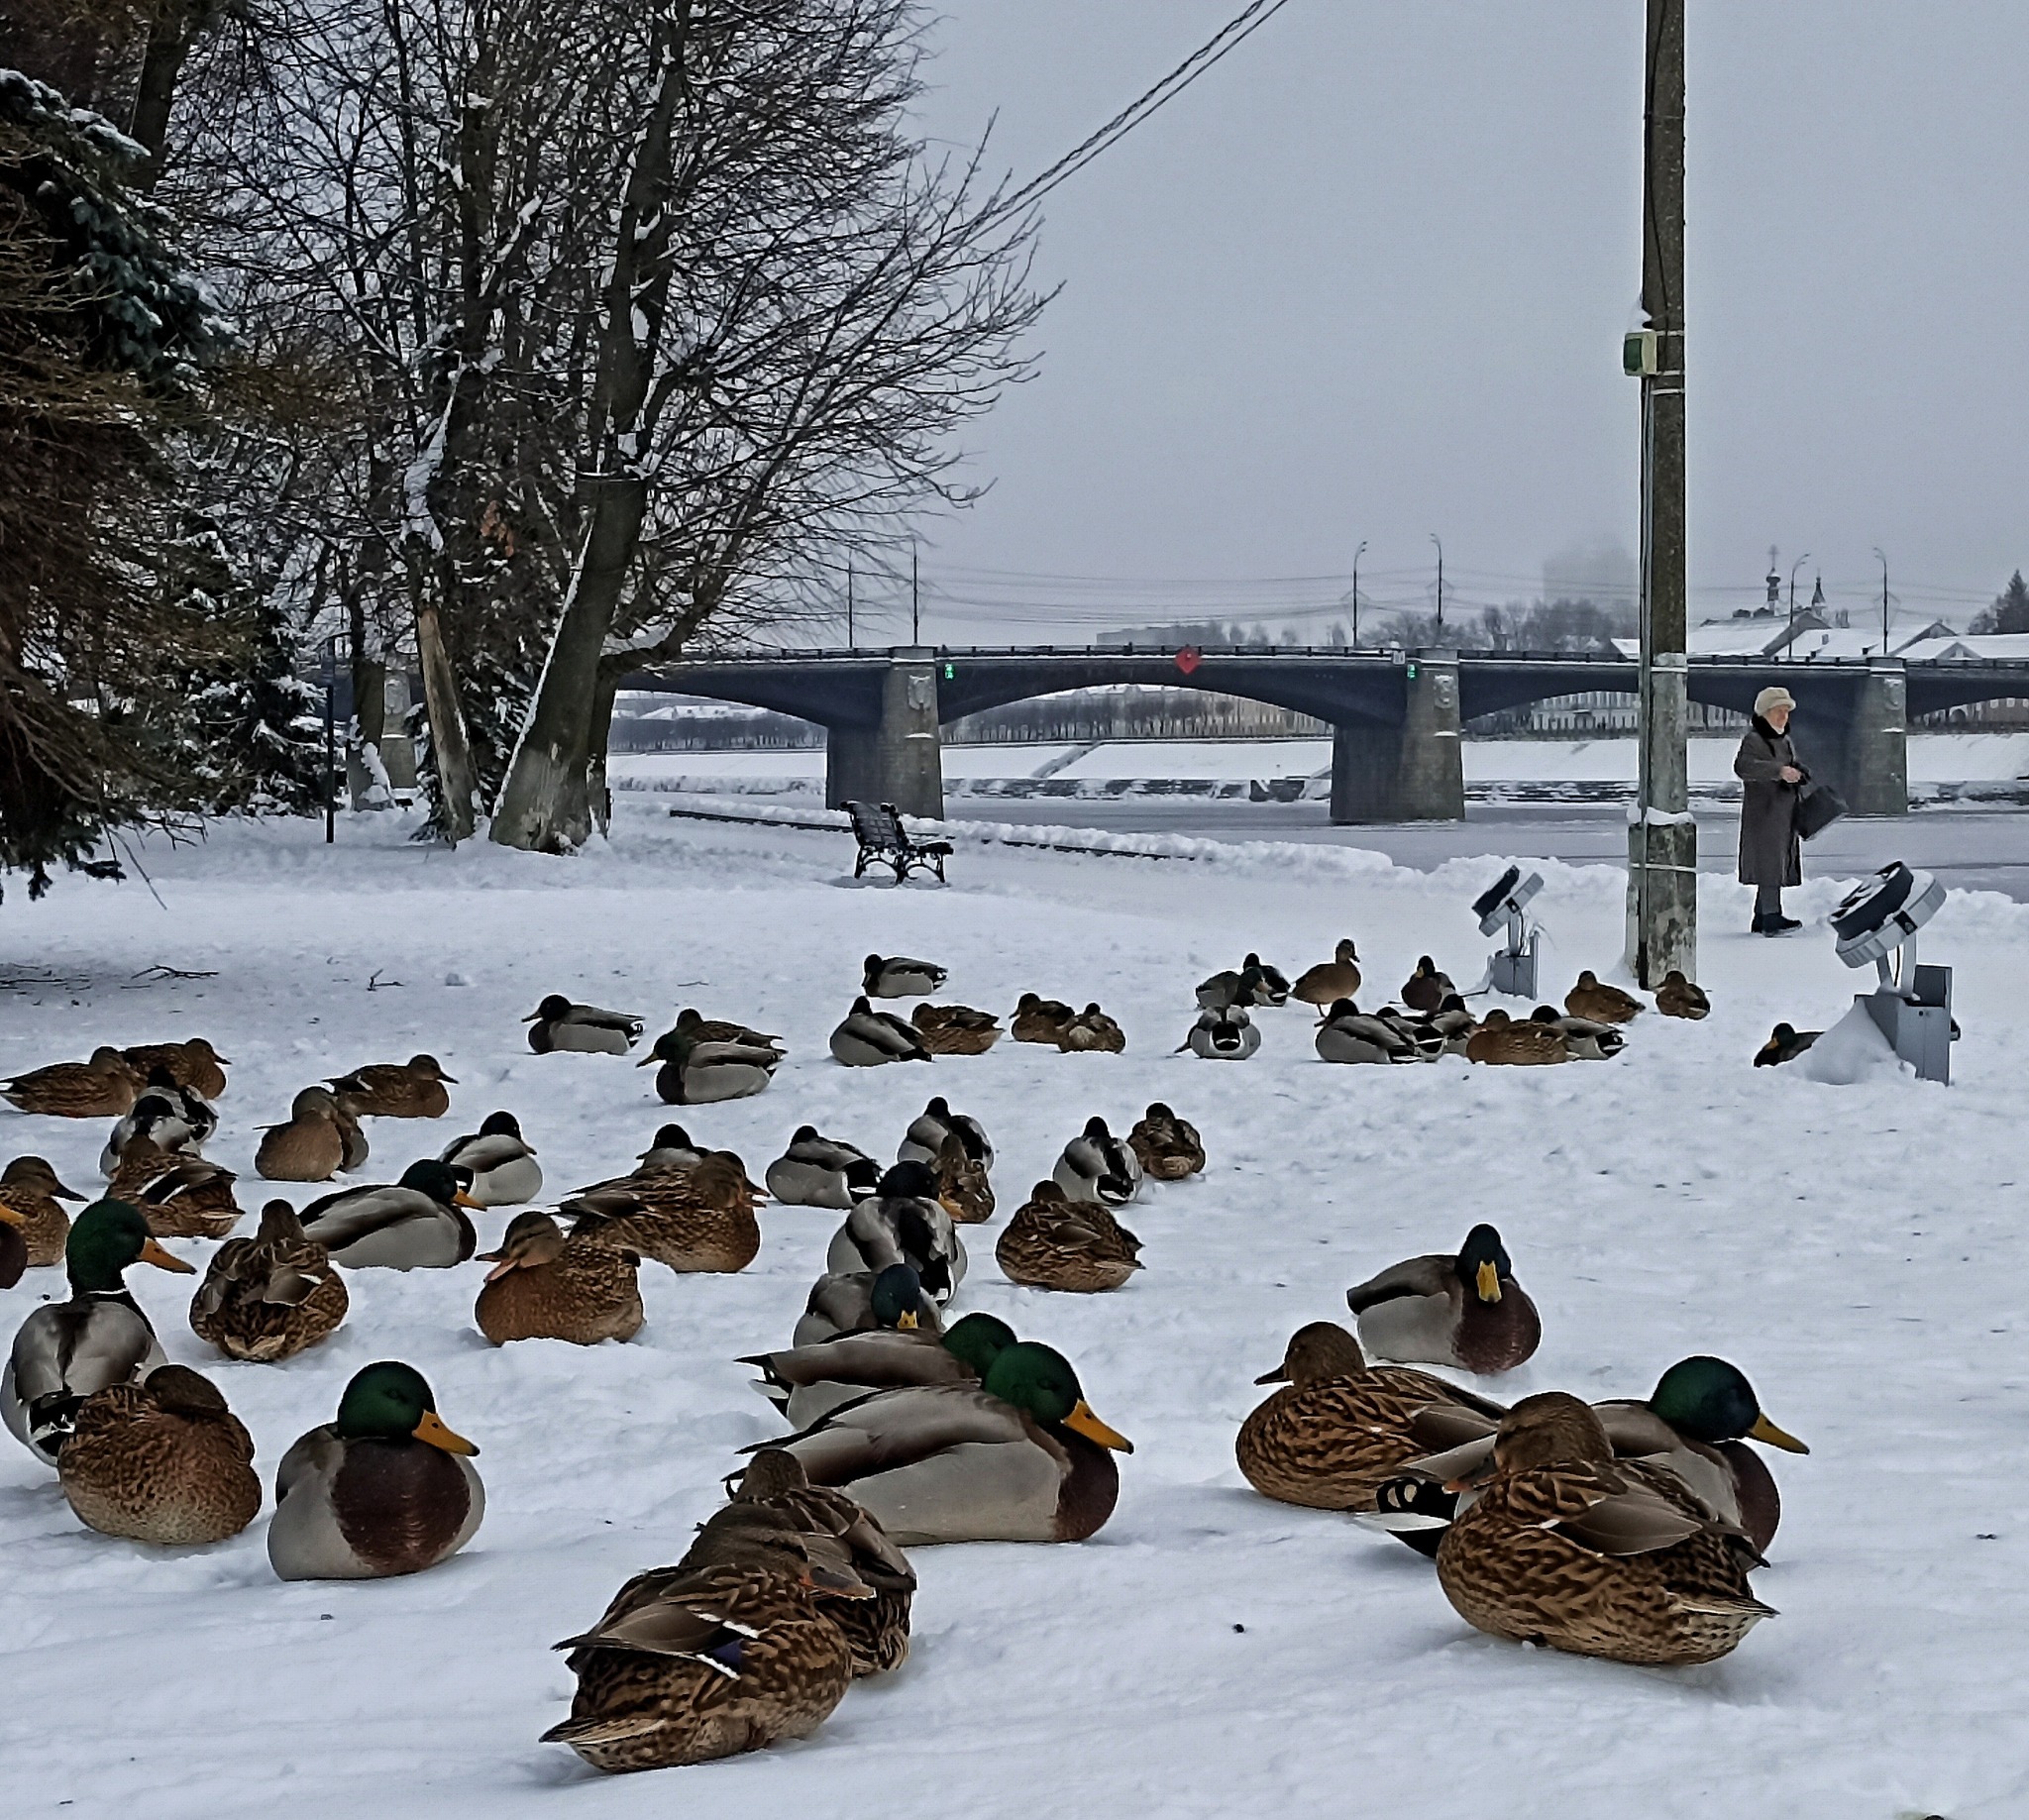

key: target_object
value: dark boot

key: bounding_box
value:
[1767,913,1802,934]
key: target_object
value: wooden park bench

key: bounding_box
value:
[844,800,952,885]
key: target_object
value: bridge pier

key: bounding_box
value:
[1789,659,1907,817]
[823,647,944,818]
[1330,651,1464,823]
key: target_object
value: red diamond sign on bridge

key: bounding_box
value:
[1174,646,1202,676]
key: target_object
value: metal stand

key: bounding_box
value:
[1474,867,1544,1001]
[1833,863,1952,1084]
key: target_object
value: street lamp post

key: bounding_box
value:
[1788,552,1810,657]
[1351,540,1366,648]
[1429,533,1443,632]
[1873,546,1890,653]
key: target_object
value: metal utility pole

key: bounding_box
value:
[911,541,920,645]
[1430,533,1443,631]
[1873,546,1889,652]
[847,559,855,648]
[1625,0,1695,986]
[1788,551,1810,655]
[1351,540,1366,648]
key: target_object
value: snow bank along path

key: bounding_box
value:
[2,803,2025,1819]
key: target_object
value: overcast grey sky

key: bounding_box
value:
[891,1,2028,642]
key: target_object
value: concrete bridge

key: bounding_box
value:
[622,645,2029,822]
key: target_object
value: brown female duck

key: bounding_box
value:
[108,1138,242,1240]
[121,1037,229,1101]
[1127,1103,1205,1180]
[0,1154,84,1267]
[996,1181,1141,1293]
[2,1047,140,1119]
[190,1201,349,1362]
[475,1211,643,1345]
[327,1054,455,1120]
[59,1363,260,1545]
[565,1151,765,1273]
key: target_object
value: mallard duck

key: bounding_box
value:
[1530,1005,1625,1061]
[897,1096,994,1171]
[565,1151,765,1273]
[1434,1392,1774,1666]
[681,1449,916,1676]
[108,1137,242,1239]
[909,1003,1002,1055]
[1346,1223,1540,1374]
[1236,1321,1506,1513]
[1566,969,1645,1024]
[1011,993,1076,1044]
[268,1360,482,1580]
[328,1054,455,1120]
[297,1157,479,1269]
[256,1086,365,1182]
[524,994,644,1055]
[2,1046,139,1119]
[1060,1003,1126,1052]
[0,1153,84,1267]
[1422,993,1479,1056]
[997,1182,1141,1292]
[1314,999,1420,1065]
[1180,1005,1259,1060]
[545,1551,857,1772]
[189,1200,349,1363]
[438,1110,543,1206]
[120,1037,229,1101]
[1052,1116,1142,1206]
[59,1363,260,1545]
[1128,1103,1205,1180]
[1464,1008,1567,1066]
[1755,1022,1820,1067]
[929,1130,994,1226]
[755,1293,1012,1424]
[1655,970,1710,1019]
[1401,956,1455,1015]
[824,1163,965,1301]
[766,1339,1132,1545]
[1292,939,1362,1007]
[1196,961,1267,1012]
[829,998,932,1066]
[793,1262,945,1348]
[652,1031,781,1104]
[475,1211,643,1345]
[3,1199,195,1465]
[637,1124,705,1171]
[863,953,947,998]
[765,1127,879,1210]
[100,1068,219,1173]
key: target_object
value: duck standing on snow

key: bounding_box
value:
[996,1182,1141,1293]
[1180,1005,1260,1060]
[297,1158,479,1269]
[1128,1103,1205,1180]
[1565,969,1645,1024]
[190,1201,349,1363]
[523,995,645,1056]
[762,1339,1132,1546]
[1655,970,1711,1019]
[1346,1223,1540,1374]
[1755,1022,1820,1067]
[475,1211,643,1346]
[328,1054,455,1121]
[256,1086,367,1182]
[1463,1008,1567,1067]
[565,1151,765,1274]
[268,1360,482,1581]
[1236,1321,1507,1513]
[766,1127,880,1210]
[1434,1393,1774,1666]
[908,1003,1002,1055]
[59,1363,261,1546]
[4,1199,195,1466]
[100,1068,219,1174]
[794,1260,945,1348]
[862,954,948,999]
[107,1138,242,1239]
[1052,1117,1142,1206]
[829,997,932,1066]
[1292,939,1362,1007]
[438,1110,543,1206]
[2,1047,140,1120]
[897,1096,994,1171]
[120,1037,229,1101]
[824,1163,966,1302]
[1011,993,1076,1045]
[0,1154,84,1267]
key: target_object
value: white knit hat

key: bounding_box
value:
[1755,686,1795,718]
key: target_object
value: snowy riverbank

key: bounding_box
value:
[2,804,2025,1818]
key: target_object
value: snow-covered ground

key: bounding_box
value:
[3,803,2025,1819]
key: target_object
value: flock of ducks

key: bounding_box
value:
[0,932,1803,1773]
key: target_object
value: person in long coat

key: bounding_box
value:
[1734,685,1803,933]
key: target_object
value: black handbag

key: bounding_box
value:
[1793,776,1847,840]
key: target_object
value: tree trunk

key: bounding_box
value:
[128,2,209,189]
[414,595,480,841]
[347,586,389,809]
[587,665,622,836]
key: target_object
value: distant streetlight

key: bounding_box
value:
[1429,532,1443,633]
[1873,546,1890,653]
[1787,552,1810,658]
[1350,540,1367,648]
